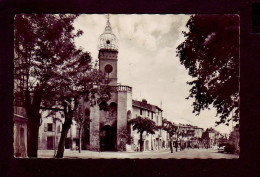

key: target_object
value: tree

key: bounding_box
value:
[74,99,91,153]
[42,53,112,158]
[176,15,239,125]
[14,14,83,157]
[174,126,187,151]
[15,14,112,158]
[160,119,177,153]
[128,116,157,152]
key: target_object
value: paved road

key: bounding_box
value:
[38,148,239,159]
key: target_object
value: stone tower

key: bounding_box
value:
[89,14,132,151]
[98,14,118,86]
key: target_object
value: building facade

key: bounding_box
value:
[131,99,168,151]
[38,110,63,150]
[14,106,28,157]
[13,63,28,157]
[38,109,83,151]
[171,124,203,149]
[201,127,223,148]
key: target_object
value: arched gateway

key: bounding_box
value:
[100,125,116,151]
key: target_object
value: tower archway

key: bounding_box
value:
[100,125,116,151]
[109,102,117,118]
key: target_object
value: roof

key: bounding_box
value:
[132,99,162,112]
[176,123,204,130]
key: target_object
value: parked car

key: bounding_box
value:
[224,144,235,154]
[218,146,225,153]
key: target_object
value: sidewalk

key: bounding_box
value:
[37,148,239,159]
[38,148,171,158]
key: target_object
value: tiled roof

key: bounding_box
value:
[132,99,162,112]
[176,123,204,130]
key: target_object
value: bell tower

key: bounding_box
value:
[98,14,118,86]
[89,14,133,152]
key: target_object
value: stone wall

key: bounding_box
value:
[117,90,132,151]
[89,104,100,151]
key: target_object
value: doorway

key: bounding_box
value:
[65,138,70,149]
[47,136,54,150]
[100,125,116,151]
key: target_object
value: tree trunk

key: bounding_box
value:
[139,132,144,152]
[24,90,42,158]
[175,140,178,152]
[78,126,82,153]
[27,112,41,157]
[169,136,173,153]
[56,118,72,158]
[169,141,173,153]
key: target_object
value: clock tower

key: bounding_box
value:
[88,14,132,152]
[98,14,118,86]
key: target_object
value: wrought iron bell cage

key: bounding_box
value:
[98,33,118,51]
[97,14,118,51]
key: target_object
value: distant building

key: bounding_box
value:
[38,103,84,151]
[174,124,203,149]
[202,127,223,148]
[131,99,168,151]
[38,110,63,150]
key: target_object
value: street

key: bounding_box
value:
[38,148,239,159]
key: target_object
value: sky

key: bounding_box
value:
[73,14,234,134]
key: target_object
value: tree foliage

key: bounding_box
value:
[174,126,187,151]
[128,116,157,135]
[161,119,177,153]
[14,14,112,157]
[128,116,157,151]
[14,14,84,157]
[41,50,111,158]
[176,15,239,125]
[14,14,83,95]
[161,119,177,137]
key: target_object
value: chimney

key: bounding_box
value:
[142,99,147,104]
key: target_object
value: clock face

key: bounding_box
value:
[105,64,113,73]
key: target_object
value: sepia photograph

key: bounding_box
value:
[14,14,239,159]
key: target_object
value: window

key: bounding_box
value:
[152,113,153,119]
[148,111,150,117]
[48,123,53,132]
[140,109,142,115]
